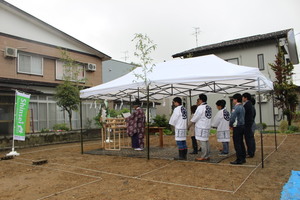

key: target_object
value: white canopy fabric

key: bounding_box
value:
[80,54,273,100]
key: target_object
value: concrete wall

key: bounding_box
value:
[0,129,102,150]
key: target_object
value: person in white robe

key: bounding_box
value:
[169,97,188,160]
[191,94,212,161]
[211,100,230,156]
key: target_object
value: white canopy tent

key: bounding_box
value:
[80,54,273,100]
[79,54,274,167]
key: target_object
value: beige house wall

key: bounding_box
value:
[0,34,103,87]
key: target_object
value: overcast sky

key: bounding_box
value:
[5,0,300,65]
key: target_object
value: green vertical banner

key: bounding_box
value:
[13,91,31,141]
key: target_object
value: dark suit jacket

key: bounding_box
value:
[243,100,253,127]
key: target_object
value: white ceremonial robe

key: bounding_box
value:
[169,105,187,141]
[191,103,212,141]
[211,108,230,142]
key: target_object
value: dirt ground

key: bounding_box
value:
[0,133,299,200]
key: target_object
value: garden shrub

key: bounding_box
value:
[151,114,170,129]
[41,128,50,133]
[279,120,288,133]
[288,125,298,133]
[53,123,69,131]
[257,122,267,131]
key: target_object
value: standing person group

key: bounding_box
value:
[229,93,256,165]
[168,92,255,164]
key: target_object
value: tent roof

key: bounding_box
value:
[80,55,273,100]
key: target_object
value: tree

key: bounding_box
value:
[54,49,83,130]
[131,33,157,85]
[269,48,299,126]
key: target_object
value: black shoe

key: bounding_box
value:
[174,157,185,160]
[189,151,198,154]
[230,160,245,165]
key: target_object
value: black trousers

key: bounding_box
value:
[131,133,139,148]
[244,125,256,157]
[233,126,246,161]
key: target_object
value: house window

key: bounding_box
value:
[18,52,43,75]
[257,54,264,70]
[56,60,85,82]
[226,58,239,65]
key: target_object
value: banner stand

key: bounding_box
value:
[7,90,30,157]
[7,137,19,156]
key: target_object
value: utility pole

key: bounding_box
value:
[192,27,200,47]
[121,51,129,62]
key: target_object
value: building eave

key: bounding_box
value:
[0,0,111,61]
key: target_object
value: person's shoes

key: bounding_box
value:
[195,157,210,162]
[134,148,143,151]
[174,157,186,160]
[218,153,229,157]
[189,151,198,154]
[246,155,254,158]
[230,159,246,165]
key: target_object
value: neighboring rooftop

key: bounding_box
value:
[0,0,111,60]
[172,29,292,58]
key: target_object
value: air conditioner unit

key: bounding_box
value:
[86,63,96,72]
[4,47,17,58]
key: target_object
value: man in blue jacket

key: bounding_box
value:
[230,93,246,165]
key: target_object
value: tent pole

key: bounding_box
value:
[147,85,150,160]
[189,90,192,106]
[80,100,83,154]
[129,95,132,113]
[258,78,264,168]
[272,92,278,151]
[189,90,192,117]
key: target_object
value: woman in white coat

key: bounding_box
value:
[211,100,230,156]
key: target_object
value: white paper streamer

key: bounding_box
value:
[162,98,166,107]
[120,99,123,109]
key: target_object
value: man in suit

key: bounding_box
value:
[242,93,255,158]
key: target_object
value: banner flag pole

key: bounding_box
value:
[7,90,31,156]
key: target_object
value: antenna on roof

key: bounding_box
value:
[121,51,129,62]
[192,27,201,47]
